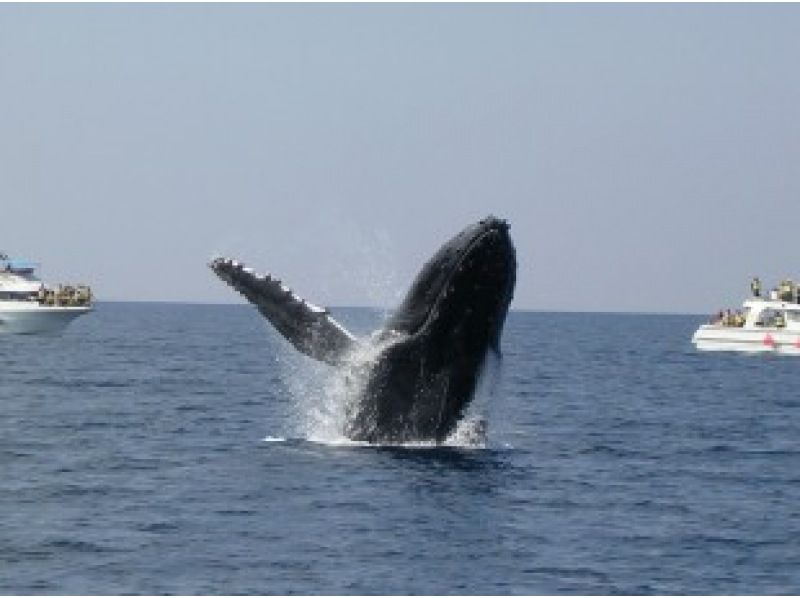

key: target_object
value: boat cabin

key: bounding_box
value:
[0,257,38,275]
[741,299,800,331]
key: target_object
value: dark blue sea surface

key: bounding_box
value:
[2,303,799,594]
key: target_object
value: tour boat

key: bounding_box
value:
[0,252,93,334]
[692,282,800,354]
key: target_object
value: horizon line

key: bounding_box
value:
[91,299,707,318]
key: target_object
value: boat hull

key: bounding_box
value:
[692,324,800,355]
[0,304,92,334]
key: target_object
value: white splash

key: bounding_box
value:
[444,415,489,449]
[273,327,498,450]
[303,331,399,444]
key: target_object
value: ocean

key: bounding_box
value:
[2,303,799,594]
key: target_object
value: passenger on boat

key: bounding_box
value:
[779,280,794,302]
[751,277,761,298]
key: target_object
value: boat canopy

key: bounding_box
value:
[0,259,38,273]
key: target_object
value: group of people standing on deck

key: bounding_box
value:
[751,276,800,303]
[713,309,746,327]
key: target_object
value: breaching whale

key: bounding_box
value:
[210,216,516,443]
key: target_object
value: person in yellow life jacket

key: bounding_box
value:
[751,276,761,298]
[779,280,794,302]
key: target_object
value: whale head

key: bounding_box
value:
[387,215,516,349]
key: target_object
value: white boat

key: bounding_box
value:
[0,252,93,334]
[692,282,800,354]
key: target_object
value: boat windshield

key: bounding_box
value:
[2,260,37,273]
[756,308,786,327]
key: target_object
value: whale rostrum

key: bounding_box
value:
[210,216,516,443]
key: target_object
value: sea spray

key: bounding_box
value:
[305,330,404,443]
[275,308,501,449]
[442,351,502,448]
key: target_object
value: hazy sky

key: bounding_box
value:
[1,3,798,313]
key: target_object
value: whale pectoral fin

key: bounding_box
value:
[209,257,357,365]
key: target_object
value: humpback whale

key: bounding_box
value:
[210,216,516,443]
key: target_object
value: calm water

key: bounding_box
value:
[2,303,799,594]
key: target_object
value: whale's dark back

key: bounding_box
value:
[346,216,517,442]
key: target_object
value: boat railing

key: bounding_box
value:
[711,311,746,327]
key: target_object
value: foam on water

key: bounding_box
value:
[302,434,486,451]
[275,319,494,449]
[303,330,400,444]
[443,415,489,449]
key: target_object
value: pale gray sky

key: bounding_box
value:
[1,4,798,313]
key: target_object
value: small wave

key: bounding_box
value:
[137,521,179,533]
[43,539,121,554]
[306,437,444,451]
[298,430,489,451]
[262,409,497,450]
